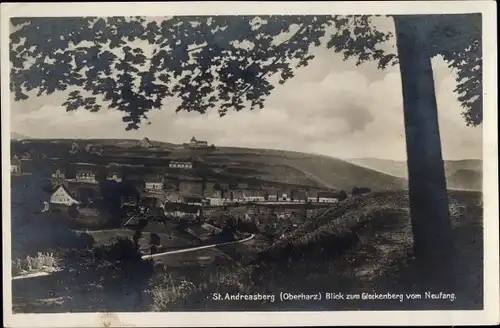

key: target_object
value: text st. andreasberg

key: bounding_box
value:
[210,291,456,303]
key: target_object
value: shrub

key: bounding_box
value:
[11,252,58,276]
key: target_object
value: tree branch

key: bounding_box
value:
[235,23,308,99]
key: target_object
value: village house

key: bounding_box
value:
[267,193,278,202]
[242,190,267,202]
[75,169,98,184]
[307,193,319,203]
[138,196,163,214]
[51,168,66,185]
[20,152,33,161]
[50,184,81,206]
[121,194,140,208]
[164,203,202,221]
[189,136,209,148]
[11,155,22,175]
[178,193,204,206]
[230,190,245,203]
[140,137,153,148]
[279,191,291,202]
[178,178,203,195]
[291,191,308,203]
[52,168,66,180]
[106,171,123,183]
[144,175,164,192]
[207,191,225,206]
[317,191,339,203]
[169,160,193,169]
[69,141,80,154]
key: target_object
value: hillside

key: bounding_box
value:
[11,132,30,140]
[346,158,482,191]
[178,189,483,311]
[11,138,407,192]
[205,147,408,191]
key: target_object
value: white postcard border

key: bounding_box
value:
[1,1,498,327]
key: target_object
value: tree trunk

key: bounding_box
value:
[393,15,455,289]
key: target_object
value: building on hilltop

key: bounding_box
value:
[169,160,193,169]
[140,137,153,148]
[69,141,80,154]
[189,136,209,148]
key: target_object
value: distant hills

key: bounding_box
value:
[11,132,30,140]
[203,147,408,192]
[11,136,480,191]
[346,157,482,191]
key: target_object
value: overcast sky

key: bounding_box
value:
[10,16,482,160]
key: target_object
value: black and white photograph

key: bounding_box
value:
[2,1,498,327]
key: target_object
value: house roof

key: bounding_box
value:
[145,175,164,183]
[52,184,81,203]
[139,197,159,207]
[76,169,95,175]
[292,191,308,200]
[11,155,21,165]
[317,191,338,198]
[180,192,204,200]
[164,203,201,213]
[231,191,244,199]
[242,190,267,198]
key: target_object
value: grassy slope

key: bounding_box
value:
[347,158,482,191]
[207,147,408,191]
[186,190,483,311]
[12,139,408,191]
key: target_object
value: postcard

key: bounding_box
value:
[2,1,498,327]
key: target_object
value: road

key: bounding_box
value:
[141,234,255,260]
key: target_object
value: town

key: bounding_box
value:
[10,136,371,257]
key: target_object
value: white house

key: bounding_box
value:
[11,155,21,174]
[164,203,201,220]
[189,136,209,148]
[317,191,339,203]
[279,192,291,202]
[242,190,267,202]
[307,194,318,203]
[75,170,97,184]
[207,191,224,206]
[169,160,193,169]
[106,171,122,183]
[50,185,80,206]
[145,175,164,191]
[267,193,278,202]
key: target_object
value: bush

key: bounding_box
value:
[12,252,58,276]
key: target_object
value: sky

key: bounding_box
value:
[9,16,482,161]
